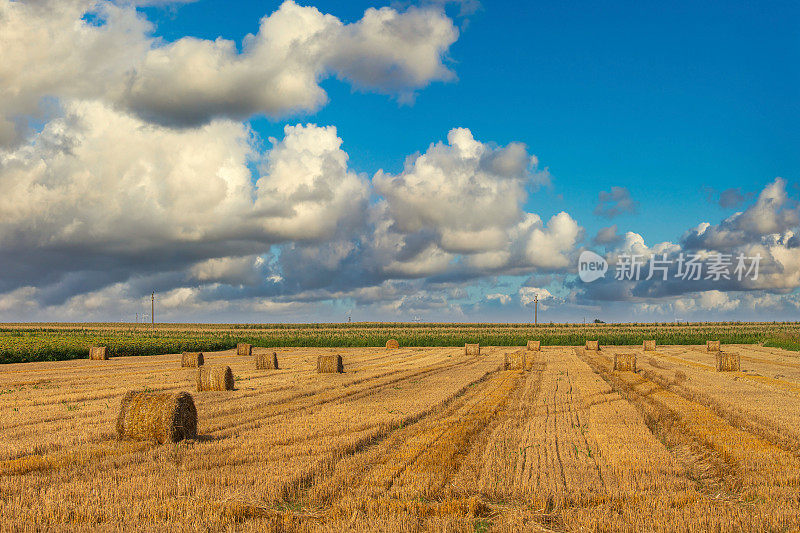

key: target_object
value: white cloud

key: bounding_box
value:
[372,127,572,276]
[374,128,543,253]
[254,124,369,241]
[189,256,264,286]
[683,178,799,251]
[0,101,374,304]
[519,286,553,306]
[0,0,598,321]
[0,100,255,249]
[326,5,458,96]
[0,0,151,145]
[0,103,367,250]
[521,212,582,269]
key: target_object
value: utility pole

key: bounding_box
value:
[151,292,155,326]
[534,293,538,325]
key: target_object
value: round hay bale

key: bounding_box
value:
[526,340,541,351]
[196,365,234,391]
[585,340,600,351]
[116,391,197,444]
[317,354,343,373]
[89,346,109,360]
[236,343,252,356]
[707,340,721,352]
[465,343,480,355]
[256,351,279,370]
[385,339,400,349]
[504,351,527,371]
[716,351,741,372]
[643,340,656,351]
[613,353,637,372]
[181,352,204,368]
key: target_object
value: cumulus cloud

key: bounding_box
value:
[0,0,458,142]
[518,286,553,306]
[374,128,540,253]
[295,130,578,304]
[0,100,372,299]
[255,124,370,241]
[371,127,573,279]
[0,0,594,321]
[0,0,151,145]
[0,101,254,250]
[0,102,369,251]
[189,256,266,286]
[594,186,638,219]
[273,125,581,293]
[520,212,582,269]
[325,5,457,97]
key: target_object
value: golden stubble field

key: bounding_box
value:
[2,344,800,532]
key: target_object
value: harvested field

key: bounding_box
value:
[2,344,800,531]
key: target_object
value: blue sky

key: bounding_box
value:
[0,0,800,320]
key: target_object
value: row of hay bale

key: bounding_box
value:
[584,339,741,373]
[586,339,659,351]
[704,340,741,369]
[117,349,346,444]
[501,341,543,372]
[185,349,338,373]
[237,344,347,373]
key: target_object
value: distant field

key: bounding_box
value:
[3,344,800,530]
[1,322,799,363]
